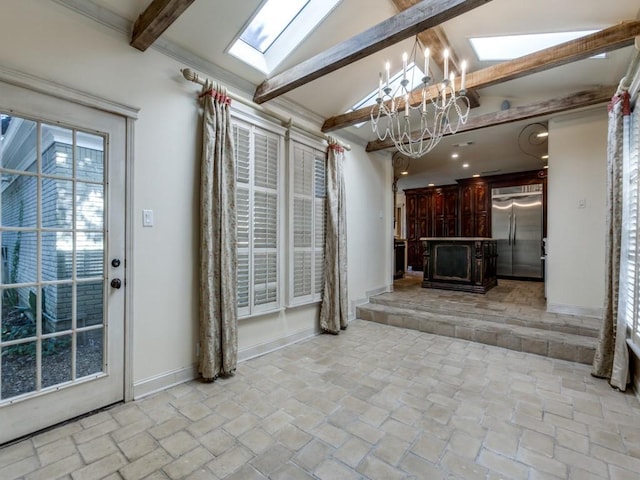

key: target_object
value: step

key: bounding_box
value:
[369,294,600,338]
[357,302,596,364]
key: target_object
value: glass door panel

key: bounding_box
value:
[0,79,125,445]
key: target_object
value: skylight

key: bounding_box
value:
[240,0,309,54]
[470,30,602,61]
[349,63,427,128]
[229,0,341,75]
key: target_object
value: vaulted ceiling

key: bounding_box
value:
[80,0,640,186]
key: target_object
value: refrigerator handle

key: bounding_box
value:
[513,213,517,245]
[508,213,512,245]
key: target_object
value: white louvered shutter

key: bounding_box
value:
[314,150,326,296]
[252,131,279,309]
[232,119,281,317]
[234,123,251,315]
[630,106,640,344]
[291,142,326,304]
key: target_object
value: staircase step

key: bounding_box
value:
[369,294,600,338]
[357,302,596,364]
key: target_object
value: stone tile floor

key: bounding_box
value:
[381,273,601,334]
[1,320,639,479]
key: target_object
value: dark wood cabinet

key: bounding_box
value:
[404,170,546,272]
[404,186,458,270]
[459,179,490,237]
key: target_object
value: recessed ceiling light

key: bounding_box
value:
[544,165,549,169]
[462,163,469,168]
[428,183,435,187]
[537,132,549,138]
[451,153,459,159]
[400,170,409,175]
[472,174,480,178]
[541,154,549,159]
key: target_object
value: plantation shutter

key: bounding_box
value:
[253,132,279,309]
[233,124,251,316]
[314,150,326,296]
[232,119,281,317]
[630,105,640,344]
[291,142,326,304]
[293,146,313,299]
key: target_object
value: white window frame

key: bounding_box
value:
[231,108,285,319]
[227,0,342,75]
[622,101,640,347]
[287,133,326,307]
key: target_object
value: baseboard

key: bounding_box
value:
[133,326,320,399]
[133,364,198,400]
[237,326,320,362]
[350,284,391,321]
[547,303,603,319]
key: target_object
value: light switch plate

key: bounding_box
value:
[142,209,154,227]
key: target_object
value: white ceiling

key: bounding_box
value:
[89,0,640,186]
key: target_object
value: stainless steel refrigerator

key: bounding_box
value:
[491,185,543,279]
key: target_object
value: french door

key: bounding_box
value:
[0,81,126,444]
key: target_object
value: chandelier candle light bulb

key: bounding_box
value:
[371,36,470,159]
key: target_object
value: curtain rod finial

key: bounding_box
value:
[182,68,197,83]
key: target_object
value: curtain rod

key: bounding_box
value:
[181,68,351,151]
[616,36,640,97]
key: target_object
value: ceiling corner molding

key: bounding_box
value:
[0,64,140,119]
[51,0,132,35]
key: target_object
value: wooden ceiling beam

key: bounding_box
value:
[131,0,196,51]
[322,20,640,132]
[391,0,480,107]
[252,0,493,104]
[365,85,614,152]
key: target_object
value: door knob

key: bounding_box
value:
[111,258,121,268]
[110,278,122,289]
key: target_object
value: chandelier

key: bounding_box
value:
[371,37,470,159]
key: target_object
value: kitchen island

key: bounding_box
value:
[420,237,497,293]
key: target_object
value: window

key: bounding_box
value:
[228,0,341,74]
[469,30,604,61]
[232,118,282,317]
[621,102,640,346]
[290,140,326,305]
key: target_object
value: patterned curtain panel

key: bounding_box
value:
[320,141,348,334]
[198,81,238,381]
[592,92,630,390]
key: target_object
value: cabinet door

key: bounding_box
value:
[474,183,489,214]
[433,190,444,216]
[444,188,458,217]
[407,193,416,218]
[476,214,489,237]
[461,214,474,237]
[460,185,473,215]
[417,194,429,218]
[407,218,417,240]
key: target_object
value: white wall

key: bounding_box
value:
[0,0,392,396]
[547,108,608,317]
